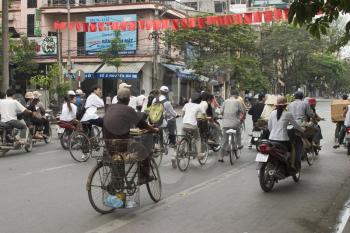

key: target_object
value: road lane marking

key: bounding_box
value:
[335,198,350,233]
[21,163,76,176]
[85,161,254,233]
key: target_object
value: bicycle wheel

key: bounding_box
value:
[198,139,209,165]
[176,138,190,172]
[69,131,91,162]
[60,130,70,150]
[146,158,162,203]
[87,162,115,214]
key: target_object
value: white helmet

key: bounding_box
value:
[67,90,76,96]
[160,86,169,93]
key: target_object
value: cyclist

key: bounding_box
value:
[288,91,314,169]
[112,83,137,110]
[59,91,77,124]
[104,88,158,185]
[268,96,304,170]
[81,86,104,128]
[177,92,206,164]
[197,91,210,144]
[219,89,244,163]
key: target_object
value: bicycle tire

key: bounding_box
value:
[69,131,91,162]
[152,134,163,167]
[87,162,115,214]
[198,139,209,165]
[146,158,162,203]
[60,130,70,150]
[176,138,190,172]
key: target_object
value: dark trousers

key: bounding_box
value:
[167,118,176,145]
[7,120,27,139]
[88,118,103,128]
[338,124,346,144]
[32,118,50,135]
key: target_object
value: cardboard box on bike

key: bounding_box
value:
[331,100,350,122]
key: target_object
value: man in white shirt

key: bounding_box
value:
[81,86,104,127]
[112,82,137,110]
[136,89,147,112]
[0,89,32,143]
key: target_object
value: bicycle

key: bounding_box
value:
[176,129,209,172]
[152,127,169,167]
[68,122,103,162]
[86,137,162,214]
[224,128,241,165]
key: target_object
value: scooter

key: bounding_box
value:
[0,122,33,156]
[255,140,300,192]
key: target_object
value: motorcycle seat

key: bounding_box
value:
[270,142,288,152]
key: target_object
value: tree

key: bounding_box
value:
[163,25,271,92]
[289,0,350,47]
[98,31,126,68]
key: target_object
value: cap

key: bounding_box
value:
[67,90,76,96]
[160,86,169,92]
[25,92,34,99]
[117,88,131,99]
[32,91,42,99]
[119,82,132,89]
[75,89,83,95]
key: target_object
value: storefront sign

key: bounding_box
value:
[85,14,137,55]
[34,36,57,56]
[96,73,139,79]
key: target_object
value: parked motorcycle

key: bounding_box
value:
[255,140,300,192]
[0,122,33,156]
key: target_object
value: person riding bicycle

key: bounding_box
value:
[269,96,304,170]
[112,83,137,110]
[151,86,178,147]
[287,91,314,169]
[103,88,159,185]
[218,89,244,163]
[81,86,104,128]
[197,91,210,144]
[177,92,206,163]
[0,89,33,144]
[60,91,77,124]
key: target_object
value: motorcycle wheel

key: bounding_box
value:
[292,171,300,183]
[25,134,33,152]
[347,143,350,156]
[259,162,275,192]
[44,127,52,144]
[306,150,315,166]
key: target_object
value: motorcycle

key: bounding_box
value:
[0,122,33,156]
[255,140,300,192]
[29,112,52,144]
[345,127,350,155]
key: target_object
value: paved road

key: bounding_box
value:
[1,101,350,233]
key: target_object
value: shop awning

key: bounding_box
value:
[96,62,145,80]
[69,63,102,79]
[162,64,198,80]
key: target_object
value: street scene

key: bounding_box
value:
[1,0,350,233]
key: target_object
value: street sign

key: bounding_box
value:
[75,70,85,83]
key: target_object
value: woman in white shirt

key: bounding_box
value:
[60,91,77,123]
[182,92,206,159]
[268,96,303,158]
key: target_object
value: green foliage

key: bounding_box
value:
[163,25,270,92]
[30,64,60,90]
[289,0,350,46]
[10,36,38,76]
[98,31,126,68]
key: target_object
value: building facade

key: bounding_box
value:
[1,0,201,104]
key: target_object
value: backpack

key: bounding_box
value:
[148,98,166,126]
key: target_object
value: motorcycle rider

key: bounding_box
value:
[287,91,314,169]
[81,86,104,128]
[0,89,33,144]
[219,89,244,163]
[30,91,50,138]
[268,96,304,170]
[248,93,266,148]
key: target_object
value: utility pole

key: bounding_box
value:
[150,3,160,89]
[57,30,63,84]
[2,0,10,91]
[67,0,72,76]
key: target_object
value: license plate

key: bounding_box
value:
[252,131,261,137]
[57,127,64,134]
[255,153,269,162]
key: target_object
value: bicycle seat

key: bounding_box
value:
[226,129,237,134]
[57,121,76,130]
[270,142,288,152]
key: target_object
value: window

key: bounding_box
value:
[27,0,37,8]
[214,1,226,13]
[184,2,198,10]
[77,32,85,56]
[48,31,58,37]
[27,14,35,37]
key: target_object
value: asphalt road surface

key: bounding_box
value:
[1,100,350,233]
